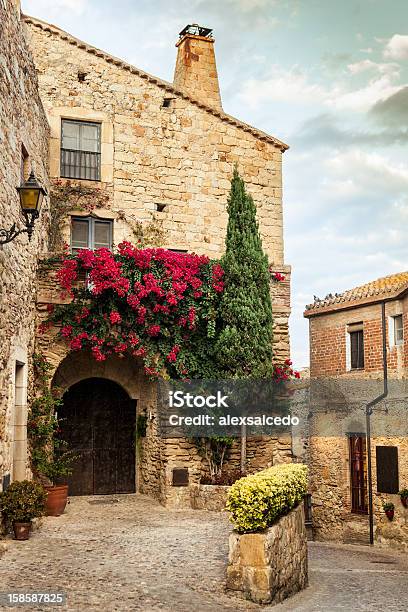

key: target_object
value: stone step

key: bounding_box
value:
[342,514,370,545]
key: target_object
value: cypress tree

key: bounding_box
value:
[216,167,273,378]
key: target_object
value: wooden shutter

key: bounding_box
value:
[376,446,399,493]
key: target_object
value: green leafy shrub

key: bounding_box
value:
[383,501,395,511]
[0,481,47,523]
[226,463,308,533]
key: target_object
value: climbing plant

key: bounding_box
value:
[46,242,225,379]
[28,353,76,484]
[48,180,110,252]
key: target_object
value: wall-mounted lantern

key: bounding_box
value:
[0,171,47,245]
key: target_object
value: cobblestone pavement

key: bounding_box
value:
[0,494,407,611]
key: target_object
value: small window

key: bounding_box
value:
[61,119,101,181]
[71,217,112,252]
[350,329,364,369]
[393,315,403,345]
[155,203,167,213]
[162,98,172,108]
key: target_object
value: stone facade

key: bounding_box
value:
[226,504,308,605]
[1,12,293,498]
[0,1,49,488]
[304,275,408,550]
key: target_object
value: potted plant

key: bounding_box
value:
[0,480,46,540]
[37,451,78,517]
[399,489,408,508]
[383,501,395,521]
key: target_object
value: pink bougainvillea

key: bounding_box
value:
[49,242,225,378]
[272,359,300,383]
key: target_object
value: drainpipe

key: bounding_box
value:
[366,300,388,545]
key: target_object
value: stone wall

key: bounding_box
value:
[24,15,288,268]
[27,13,293,500]
[226,503,308,605]
[0,2,49,486]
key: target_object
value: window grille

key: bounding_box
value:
[61,119,101,181]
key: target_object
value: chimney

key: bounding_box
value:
[173,24,222,110]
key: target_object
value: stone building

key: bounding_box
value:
[0,10,293,505]
[304,272,408,550]
[0,1,49,489]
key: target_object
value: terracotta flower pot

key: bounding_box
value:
[385,509,394,521]
[401,496,408,508]
[13,522,31,540]
[45,484,68,516]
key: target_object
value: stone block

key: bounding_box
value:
[226,505,308,605]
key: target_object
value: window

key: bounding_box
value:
[71,217,112,252]
[376,446,399,494]
[61,119,101,181]
[349,434,367,514]
[393,315,404,345]
[350,329,364,369]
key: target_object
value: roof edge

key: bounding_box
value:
[304,285,408,318]
[23,14,289,152]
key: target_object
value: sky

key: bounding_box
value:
[22,0,408,369]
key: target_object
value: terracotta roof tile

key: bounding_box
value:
[305,271,408,315]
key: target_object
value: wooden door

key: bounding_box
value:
[59,378,136,495]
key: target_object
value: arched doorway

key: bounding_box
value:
[59,378,136,495]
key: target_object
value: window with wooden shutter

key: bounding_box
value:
[376,446,399,493]
[350,329,364,369]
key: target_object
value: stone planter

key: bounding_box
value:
[226,504,308,605]
[190,484,230,511]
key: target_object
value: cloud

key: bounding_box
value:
[239,61,404,114]
[223,0,276,10]
[294,113,408,148]
[384,34,408,59]
[347,59,399,77]
[23,0,87,15]
[327,75,403,113]
[370,86,408,126]
[238,65,330,109]
[324,149,408,197]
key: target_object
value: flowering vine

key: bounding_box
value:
[47,242,224,378]
[272,359,300,383]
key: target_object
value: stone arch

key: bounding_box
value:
[51,351,149,400]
